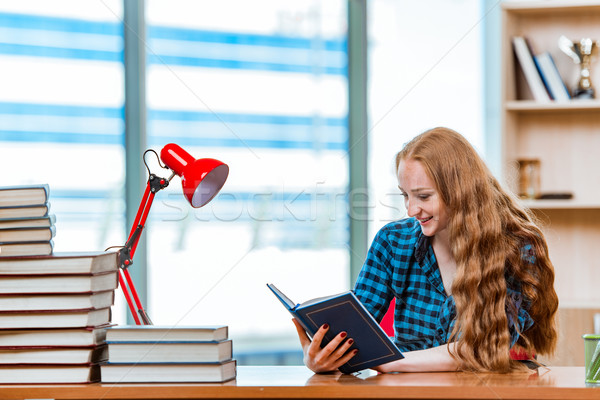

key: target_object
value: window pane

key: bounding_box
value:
[145,0,348,364]
[368,0,484,236]
[0,0,125,305]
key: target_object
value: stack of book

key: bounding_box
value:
[101,325,236,383]
[0,251,118,383]
[0,184,55,257]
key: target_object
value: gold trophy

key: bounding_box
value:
[559,35,598,99]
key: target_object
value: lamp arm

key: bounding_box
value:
[118,225,142,269]
[118,174,170,268]
[116,173,169,325]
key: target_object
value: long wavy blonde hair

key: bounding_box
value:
[396,127,558,372]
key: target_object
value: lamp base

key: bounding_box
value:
[138,308,152,325]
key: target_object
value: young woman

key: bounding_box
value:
[293,127,558,373]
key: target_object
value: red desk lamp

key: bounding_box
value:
[117,143,229,325]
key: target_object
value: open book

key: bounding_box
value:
[267,283,403,373]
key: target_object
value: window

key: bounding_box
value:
[0,0,487,366]
[144,0,348,363]
[0,2,125,278]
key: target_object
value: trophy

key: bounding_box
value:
[558,35,598,99]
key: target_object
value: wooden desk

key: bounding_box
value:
[0,366,598,400]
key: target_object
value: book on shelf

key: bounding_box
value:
[0,251,118,275]
[0,214,55,229]
[101,359,236,383]
[0,226,55,243]
[0,307,111,329]
[0,270,118,294]
[0,291,115,312]
[512,36,551,102]
[0,364,100,384]
[0,240,53,257]
[105,325,228,342]
[533,51,571,101]
[0,326,108,347]
[106,339,233,363]
[0,184,50,208]
[0,204,50,220]
[267,283,403,374]
[0,344,107,364]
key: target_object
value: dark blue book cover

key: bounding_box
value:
[267,283,403,373]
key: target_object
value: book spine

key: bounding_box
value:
[290,309,317,338]
[533,55,554,100]
[535,52,571,101]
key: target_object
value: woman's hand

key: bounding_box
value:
[292,318,358,374]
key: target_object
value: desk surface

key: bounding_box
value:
[0,366,598,400]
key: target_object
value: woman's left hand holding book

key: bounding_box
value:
[292,318,358,373]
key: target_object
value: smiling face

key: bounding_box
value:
[397,158,449,238]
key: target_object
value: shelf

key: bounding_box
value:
[502,1,600,14]
[558,301,600,309]
[520,199,600,210]
[505,100,600,112]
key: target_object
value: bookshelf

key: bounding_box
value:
[501,1,600,366]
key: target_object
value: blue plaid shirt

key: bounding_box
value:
[354,218,534,352]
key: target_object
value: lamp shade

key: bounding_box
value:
[160,143,229,208]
